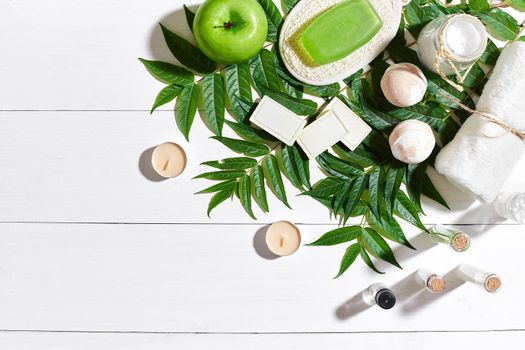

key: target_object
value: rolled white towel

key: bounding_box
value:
[435,41,525,202]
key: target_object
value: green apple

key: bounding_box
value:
[193,0,268,64]
[511,0,525,11]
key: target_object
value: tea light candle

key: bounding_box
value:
[265,221,301,256]
[151,142,187,178]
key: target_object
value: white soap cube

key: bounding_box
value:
[324,98,372,150]
[249,96,307,146]
[297,110,349,159]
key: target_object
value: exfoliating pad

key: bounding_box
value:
[299,0,383,66]
[280,0,402,85]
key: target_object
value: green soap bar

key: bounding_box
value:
[299,0,383,66]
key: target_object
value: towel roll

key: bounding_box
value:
[435,41,525,202]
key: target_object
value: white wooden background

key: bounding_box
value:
[0,0,524,348]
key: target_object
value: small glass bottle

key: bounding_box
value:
[415,269,447,294]
[417,14,487,75]
[428,225,471,252]
[457,264,502,293]
[362,283,396,310]
[494,192,525,224]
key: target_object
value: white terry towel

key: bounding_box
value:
[435,41,525,202]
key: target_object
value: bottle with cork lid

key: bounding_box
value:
[457,264,502,293]
[428,225,471,252]
[415,269,447,294]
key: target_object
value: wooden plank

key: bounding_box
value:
[0,223,522,332]
[1,112,523,224]
[0,331,523,350]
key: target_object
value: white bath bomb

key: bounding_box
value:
[381,63,427,107]
[389,120,436,164]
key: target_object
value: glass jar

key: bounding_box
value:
[457,265,502,293]
[494,192,525,224]
[362,283,396,309]
[415,269,447,294]
[428,225,471,252]
[417,14,487,75]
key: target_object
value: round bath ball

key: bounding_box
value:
[389,120,435,164]
[381,63,427,107]
[193,0,268,64]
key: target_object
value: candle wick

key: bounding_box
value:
[280,235,284,248]
[162,160,170,171]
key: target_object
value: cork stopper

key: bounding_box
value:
[426,275,447,293]
[450,232,470,252]
[484,274,502,293]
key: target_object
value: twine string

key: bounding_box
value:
[438,92,525,141]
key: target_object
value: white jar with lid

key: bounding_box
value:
[417,14,487,75]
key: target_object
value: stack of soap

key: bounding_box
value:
[249,96,371,159]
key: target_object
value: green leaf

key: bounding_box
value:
[520,36,525,42]
[291,146,311,189]
[307,226,361,246]
[318,153,365,178]
[394,191,426,231]
[360,246,384,274]
[468,0,490,11]
[207,188,234,217]
[201,157,257,170]
[211,136,269,157]
[225,63,253,121]
[183,5,196,31]
[225,120,276,143]
[368,167,385,221]
[332,181,352,216]
[282,0,300,13]
[175,84,199,141]
[202,73,226,136]
[343,175,367,223]
[194,170,246,181]
[239,174,256,219]
[406,163,427,213]
[196,180,238,194]
[479,39,501,66]
[251,165,269,213]
[150,85,183,114]
[278,146,303,190]
[305,83,341,98]
[473,9,520,41]
[422,172,450,209]
[334,243,361,279]
[159,23,216,74]
[263,155,290,208]
[360,227,401,269]
[250,49,283,92]
[302,178,344,199]
[139,58,194,85]
[388,102,447,131]
[384,163,405,215]
[461,62,486,90]
[366,208,415,250]
[256,0,283,42]
[257,85,317,115]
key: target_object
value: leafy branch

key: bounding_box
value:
[139,0,522,277]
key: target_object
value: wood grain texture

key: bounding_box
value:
[0,331,524,350]
[0,111,523,224]
[0,223,523,332]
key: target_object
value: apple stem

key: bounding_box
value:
[214,20,234,30]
